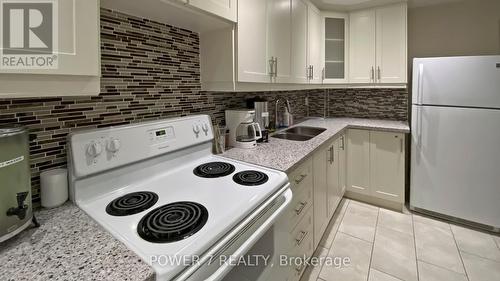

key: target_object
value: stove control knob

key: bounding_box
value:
[107,138,121,153]
[193,124,200,135]
[86,142,103,158]
[201,123,209,134]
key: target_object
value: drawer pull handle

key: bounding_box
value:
[294,174,307,184]
[295,201,307,215]
[295,230,308,246]
[295,262,304,273]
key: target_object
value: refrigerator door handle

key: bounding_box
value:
[417,64,424,105]
[417,106,423,147]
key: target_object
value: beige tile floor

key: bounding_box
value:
[300,199,500,281]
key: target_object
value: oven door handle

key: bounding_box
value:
[204,188,293,281]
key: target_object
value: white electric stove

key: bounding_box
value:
[67,115,292,281]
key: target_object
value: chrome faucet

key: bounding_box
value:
[275,97,293,129]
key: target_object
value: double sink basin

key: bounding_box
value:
[272,126,326,141]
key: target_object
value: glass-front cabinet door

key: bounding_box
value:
[322,13,349,83]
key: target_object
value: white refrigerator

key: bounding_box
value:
[410,56,500,231]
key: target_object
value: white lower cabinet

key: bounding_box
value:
[287,208,314,281]
[285,158,315,281]
[284,129,404,281]
[369,131,405,202]
[347,129,406,207]
[338,134,347,196]
[326,139,340,218]
[347,129,371,195]
[312,134,345,248]
[288,159,314,231]
[312,144,329,248]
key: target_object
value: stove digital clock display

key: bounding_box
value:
[155,130,166,136]
[149,126,175,144]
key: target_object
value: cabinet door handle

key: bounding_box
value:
[295,262,304,273]
[332,146,335,163]
[341,135,345,150]
[275,58,278,78]
[328,146,332,164]
[322,67,325,81]
[311,65,314,79]
[400,138,403,153]
[377,66,381,81]
[371,67,375,81]
[295,230,308,246]
[294,174,307,184]
[328,146,334,164]
[295,201,307,215]
[269,57,275,77]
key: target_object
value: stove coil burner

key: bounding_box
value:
[106,191,159,216]
[233,170,269,186]
[193,162,235,178]
[137,201,209,243]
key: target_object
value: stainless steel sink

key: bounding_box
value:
[272,133,314,141]
[283,126,326,136]
[271,126,326,141]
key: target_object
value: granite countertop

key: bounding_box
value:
[0,118,408,281]
[223,118,410,173]
[0,203,154,281]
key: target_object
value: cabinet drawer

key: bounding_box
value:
[289,206,314,252]
[289,158,313,192]
[286,217,314,281]
[288,181,313,231]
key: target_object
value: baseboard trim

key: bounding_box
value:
[345,191,404,212]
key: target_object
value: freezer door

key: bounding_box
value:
[412,56,500,108]
[411,105,500,228]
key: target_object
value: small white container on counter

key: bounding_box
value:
[40,168,68,208]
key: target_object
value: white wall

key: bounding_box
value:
[408,0,500,59]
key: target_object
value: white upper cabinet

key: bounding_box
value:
[323,12,349,83]
[291,0,309,84]
[268,0,292,83]
[0,0,99,76]
[349,3,407,84]
[375,3,407,83]
[348,9,376,83]
[200,0,407,90]
[188,0,237,22]
[307,3,322,84]
[0,0,100,97]
[236,0,271,83]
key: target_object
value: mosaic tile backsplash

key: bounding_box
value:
[0,8,407,205]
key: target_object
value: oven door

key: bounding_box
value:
[173,185,293,281]
[221,210,291,281]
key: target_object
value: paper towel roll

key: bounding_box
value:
[41,168,68,208]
